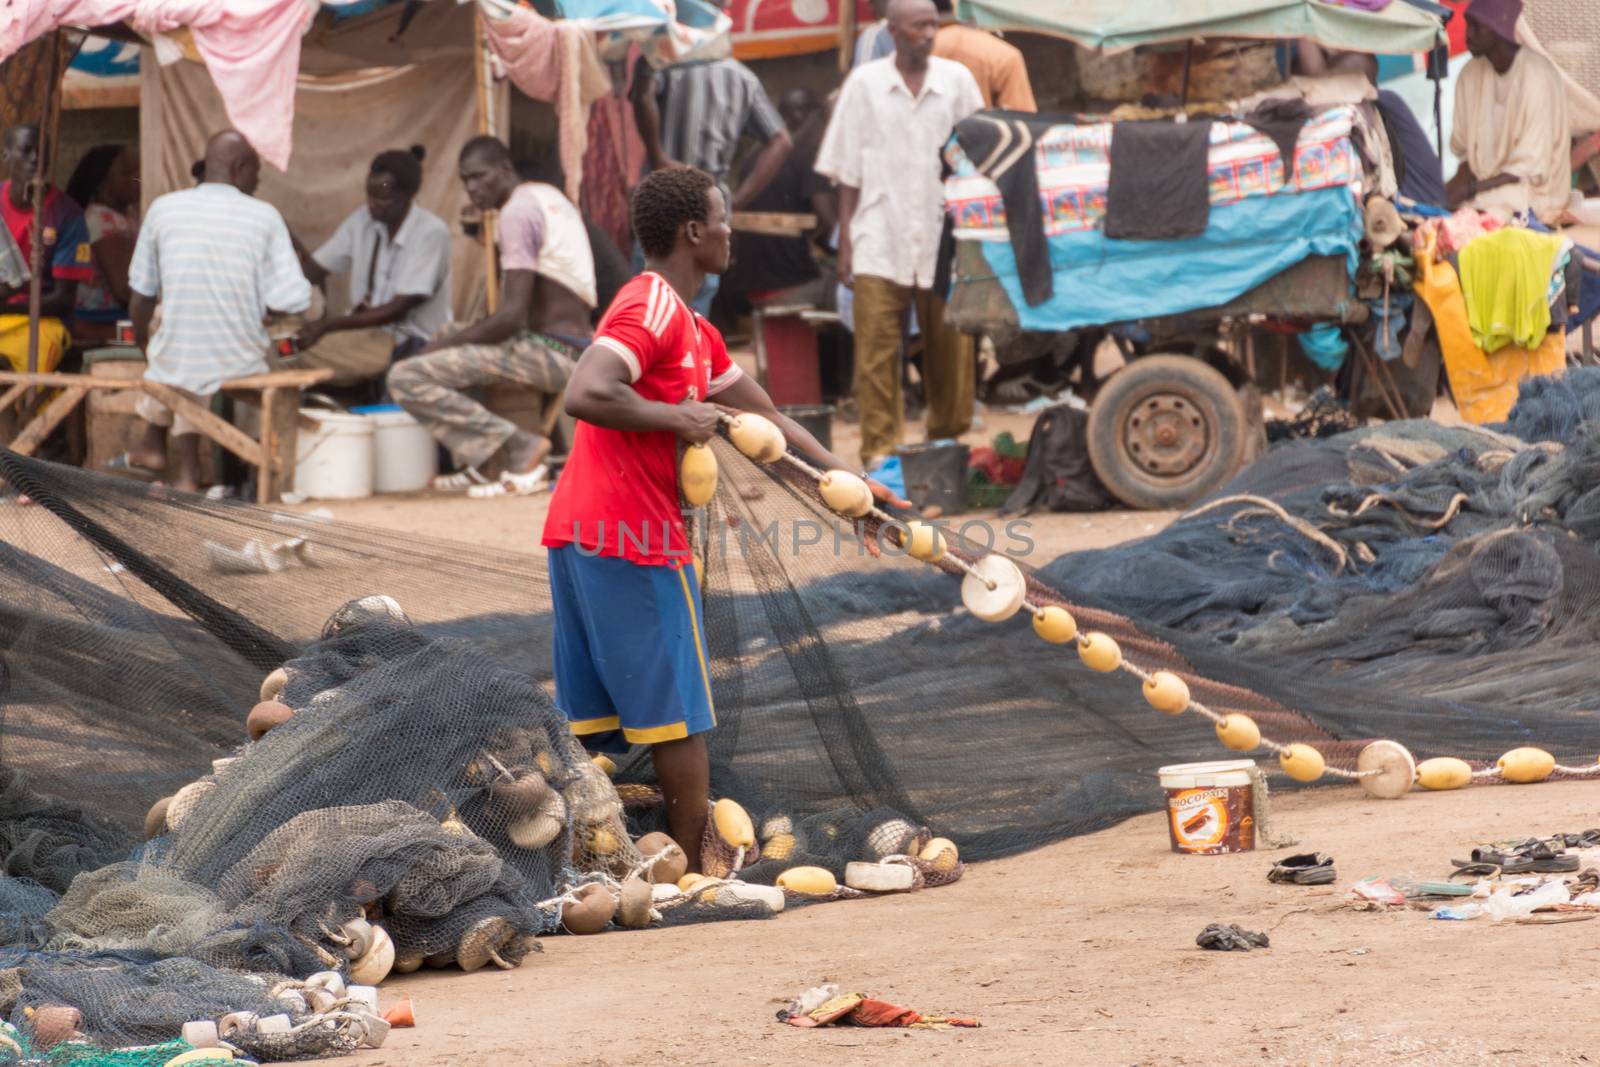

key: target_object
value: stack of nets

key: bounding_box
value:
[4,369,1600,1056]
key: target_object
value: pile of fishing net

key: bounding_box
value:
[4,369,1600,1059]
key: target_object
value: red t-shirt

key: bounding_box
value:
[542,271,743,566]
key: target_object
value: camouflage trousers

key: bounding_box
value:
[387,331,580,470]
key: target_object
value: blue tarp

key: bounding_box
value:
[974,184,1364,332]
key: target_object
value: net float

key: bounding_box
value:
[258,666,288,703]
[845,861,915,893]
[165,780,216,833]
[339,918,373,960]
[1278,743,1326,782]
[962,554,1027,622]
[818,469,873,517]
[865,818,919,860]
[256,1014,292,1035]
[713,798,756,849]
[760,814,793,840]
[346,985,379,1013]
[27,1004,81,1049]
[392,955,424,975]
[181,1020,221,1050]
[763,832,797,860]
[901,520,945,562]
[305,971,346,998]
[919,837,960,872]
[246,700,295,741]
[216,1013,257,1043]
[618,875,654,929]
[680,443,718,506]
[1032,605,1077,644]
[585,825,622,857]
[489,771,550,815]
[1357,740,1417,799]
[163,1051,233,1066]
[776,866,837,895]
[728,412,786,463]
[144,796,172,840]
[635,831,688,884]
[1215,713,1261,752]
[562,882,615,935]
[508,792,566,849]
[456,916,516,972]
[1142,671,1190,715]
[1416,756,1473,791]
[677,873,720,895]
[1077,632,1122,673]
[354,1010,391,1049]
[1497,746,1555,784]
[348,925,395,985]
[591,754,616,777]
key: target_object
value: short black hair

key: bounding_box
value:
[371,144,425,195]
[66,144,127,208]
[932,0,952,12]
[631,167,716,259]
[459,135,512,167]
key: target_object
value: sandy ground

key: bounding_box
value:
[270,401,1600,1066]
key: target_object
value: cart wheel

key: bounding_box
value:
[1087,355,1249,510]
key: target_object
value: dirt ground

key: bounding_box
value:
[272,403,1600,1067]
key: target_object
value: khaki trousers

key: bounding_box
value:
[851,275,974,469]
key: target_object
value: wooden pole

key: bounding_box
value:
[25,31,64,375]
[474,9,500,316]
[839,0,857,74]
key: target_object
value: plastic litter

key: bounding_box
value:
[1482,879,1569,922]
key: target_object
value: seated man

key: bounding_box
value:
[125,131,312,493]
[294,146,452,401]
[1446,0,1570,223]
[0,124,91,373]
[388,136,596,498]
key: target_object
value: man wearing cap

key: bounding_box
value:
[1446,0,1570,223]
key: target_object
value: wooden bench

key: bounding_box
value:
[0,367,334,504]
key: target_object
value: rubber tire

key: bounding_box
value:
[1087,355,1248,510]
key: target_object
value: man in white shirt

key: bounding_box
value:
[1446,0,1571,223]
[125,130,311,493]
[816,0,983,470]
[294,146,452,397]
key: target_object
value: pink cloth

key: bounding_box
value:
[480,3,609,205]
[1,0,307,170]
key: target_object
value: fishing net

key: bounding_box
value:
[4,370,1600,1057]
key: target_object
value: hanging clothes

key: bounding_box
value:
[952,111,1057,306]
[1104,119,1213,241]
[581,57,645,256]
[1241,97,1313,185]
[1457,227,1567,354]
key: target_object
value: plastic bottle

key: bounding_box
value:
[1483,879,1568,922]
[1431,903,1485,920]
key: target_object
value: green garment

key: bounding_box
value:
[1457,227,1567,355]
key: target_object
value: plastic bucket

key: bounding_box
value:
[1158,760,1257,855]
[354,404,437,494]
[896,441,970,516]
[294,410,375,500]
[778,404,834,453]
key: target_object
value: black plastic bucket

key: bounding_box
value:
[897,441,970,516]
[778,404,835,453]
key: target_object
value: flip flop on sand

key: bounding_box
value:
[432,467,490,492]
[467,465,549,499]
[103,452,164,479]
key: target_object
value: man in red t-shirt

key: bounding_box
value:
[544,167,904,869]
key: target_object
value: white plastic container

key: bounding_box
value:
[363,406,437,493]
[294,409,375,500]
[1157,760,1258,855]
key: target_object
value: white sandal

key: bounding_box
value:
[467,464,550,499]
[432,467,490,492]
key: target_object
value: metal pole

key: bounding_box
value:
[25,31,63,375]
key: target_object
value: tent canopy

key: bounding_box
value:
[955,0,1444,55]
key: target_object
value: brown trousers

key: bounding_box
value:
[851,275,975,469]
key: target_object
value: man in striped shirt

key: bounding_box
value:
[125,130,311,492]
[630,38,792,316]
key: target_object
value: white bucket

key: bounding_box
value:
[365,406,437,493]
[1157,760,1258,855]
[294,409,375,500]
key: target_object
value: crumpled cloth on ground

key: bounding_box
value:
[1,0,311,170]
[1196,923,1270,951]
[779,984,979,1029]
[480,2,611,206]
[1458,226,1569,354]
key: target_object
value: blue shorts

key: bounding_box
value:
[548,545,716,752]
